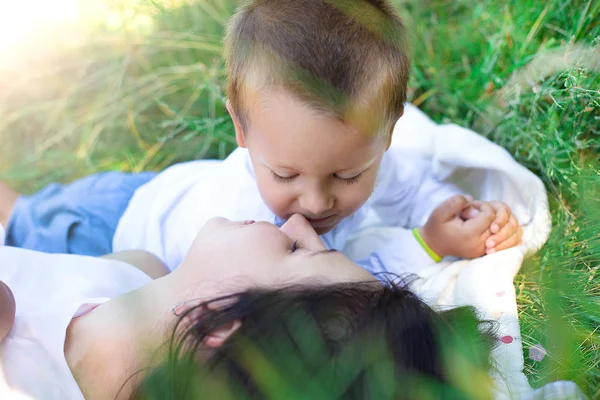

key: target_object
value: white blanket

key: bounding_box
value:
[344,105,585,399]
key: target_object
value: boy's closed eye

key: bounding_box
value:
[332,172,363,185]
[270,170,299,183]
[270,170,364,185]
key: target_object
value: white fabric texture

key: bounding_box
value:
[0,247,152,400]
[344,105,584,399]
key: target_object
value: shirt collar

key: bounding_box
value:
[274,215,286,228]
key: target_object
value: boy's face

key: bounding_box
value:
[228,91,390,235]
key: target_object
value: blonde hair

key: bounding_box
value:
[224,0,411,135]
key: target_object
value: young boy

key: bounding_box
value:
[0,0,521,273]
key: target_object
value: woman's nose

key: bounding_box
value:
[280,214,326,250]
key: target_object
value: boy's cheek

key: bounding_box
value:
[336,182,377,218]
[255,175,294,217]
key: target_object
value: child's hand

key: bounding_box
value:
[454,199,523,255]
[419,195,497,259]
[476,200,523,254]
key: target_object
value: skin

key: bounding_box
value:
[421,195,523,259]
[101,251,170,279]
[228,92,392,235]
[227,90,522,256]
[482,200,523,254]
[0,281,16,342]
[0,181,19,228]
[65,214,376,400]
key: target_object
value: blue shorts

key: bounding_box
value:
[5,171,156,256]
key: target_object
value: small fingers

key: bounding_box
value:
[487,219,523,254]
[432,194,472,223]
[486,214,519,248]
[487,231,522,254]
[470,200,484,208]
[465,202,496,234]
[459,205,480,220]
[490,201,510,234]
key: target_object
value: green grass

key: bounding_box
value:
[0,0,599,397]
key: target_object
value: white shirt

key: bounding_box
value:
[0,247,152,400]
[113,146,462,275]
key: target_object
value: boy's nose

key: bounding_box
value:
[298,190,334,217]
[280,214,326,250]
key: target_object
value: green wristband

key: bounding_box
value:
[412,228,443,263]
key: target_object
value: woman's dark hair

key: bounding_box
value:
[132,281,496,399]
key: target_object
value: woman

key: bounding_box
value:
[0,215,494,399]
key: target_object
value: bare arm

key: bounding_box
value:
[0,280,16,341]
[101,250,170,279]
[0,181,19,229]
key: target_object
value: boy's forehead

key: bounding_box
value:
[246,90,384,140]
[243,92,386,172]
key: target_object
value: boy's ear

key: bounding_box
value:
[226,100,247,148]
[385,107,404,150]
